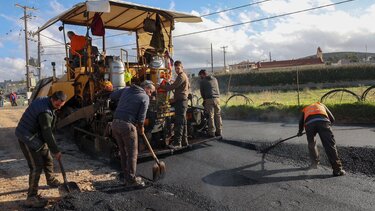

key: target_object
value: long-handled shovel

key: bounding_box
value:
[260,132,305,154]
[141,133,166,181]
[57,158,80,193]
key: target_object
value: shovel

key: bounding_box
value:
[57,158,80,193]
[260,132,305,154]
[141,133,166,181]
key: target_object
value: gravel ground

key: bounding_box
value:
[220,138,375,177]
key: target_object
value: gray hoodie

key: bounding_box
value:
[110,85,149,124]
[200,75,220,100]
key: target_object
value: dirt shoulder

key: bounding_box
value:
[0,107,119,210]
[0,107,224,211]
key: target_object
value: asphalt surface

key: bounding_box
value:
[51,120,375,210]
[222,120,375,177]
[54,139,375,210]
[135,140,375,210]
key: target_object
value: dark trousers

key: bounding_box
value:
[173,100,188,145]
[305,121,343,172]
[18,140,55,197]
[112,120,138,182]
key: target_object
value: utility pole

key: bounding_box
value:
[15,3,36,91]
[221,46,228,71]
[269,52,272,62]
[37,27,41,80]
[211,43,214,73]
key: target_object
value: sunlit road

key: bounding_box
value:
[138,140,375,210]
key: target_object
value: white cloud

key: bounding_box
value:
[0,57,26,81]
[49,0,67,14]
[171,1,375,68]
[2,0,375,81]
[169,1,176,10]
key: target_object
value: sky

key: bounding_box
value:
[0,0,374,81]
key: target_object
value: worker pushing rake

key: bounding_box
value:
[260,102,346,177]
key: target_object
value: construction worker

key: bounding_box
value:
[10,92,17,106]
[0,91,4,107]
[67,31,87,68]
[159,60,190,149]
[124,70,133,86]
[198,69,222,137]
[297,102,346,176]
[110,80,155,187]
[15,91,66,208]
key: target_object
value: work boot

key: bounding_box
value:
[182,138,189,147]
[333,169,346,177]
[47,178,62,188]
[125,177,145,187]
[167,142,182,149]
[308,162,320,169]
[24,195,48,208]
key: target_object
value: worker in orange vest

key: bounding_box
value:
[67,31,87,68]
[298,102,345,176]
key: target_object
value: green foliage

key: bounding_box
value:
[215,65,375,90]
[222,102,375,124]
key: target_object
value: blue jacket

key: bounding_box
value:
[110,85,149,124]
[15,97,54,151]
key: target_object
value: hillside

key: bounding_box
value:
[302,51,375,63]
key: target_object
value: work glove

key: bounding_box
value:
[137,123,145,135]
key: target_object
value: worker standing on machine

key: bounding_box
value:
[159,60,190,149]
[67,31,87,68]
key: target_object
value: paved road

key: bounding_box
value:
[222,120,375,147]
[137,140,375,210]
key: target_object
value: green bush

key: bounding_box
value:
[222,102,375,124]
[214,65,375,89]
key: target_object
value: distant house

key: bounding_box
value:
[229,61,257,70]
[230,47,325,71]
[257,47,324,69]
[336,59,351,65]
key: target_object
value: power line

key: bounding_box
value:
[40,33,64,44]
[93,32,132,40]
[15,3,36,91]
[200,0,272,17]
[175,0,355,38]
[106,43,137,49]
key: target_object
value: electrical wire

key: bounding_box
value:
[40,33,64,44]
[174,0,355,38]
[200,0,272,17]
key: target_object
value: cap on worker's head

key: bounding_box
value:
[51,91,67,101]
[67,31,75,36]
[198,69,207,75]
[141,80,154,88]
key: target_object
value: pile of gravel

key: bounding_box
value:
[221,139,375,177]
[51,182,228,211]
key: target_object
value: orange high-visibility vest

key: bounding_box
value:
[70,35,87,55]
[302,102,328,121]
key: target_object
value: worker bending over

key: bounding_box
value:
[298,102,345,176]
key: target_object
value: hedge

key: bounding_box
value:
[222,102,375,124]
[190,65,375,92]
